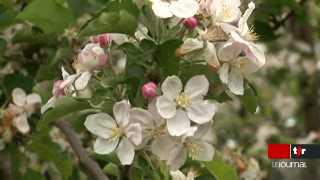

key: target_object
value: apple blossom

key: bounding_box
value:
[141,82,158,99]
[156,75,216,136]
[8,88,41,134]
[210,0,241,23]
[151,123,215,170]
[41,67,92,113]
[74,43,108,73]
[151,0,199,18]
[131,99,166,145]
[84,100,142,165]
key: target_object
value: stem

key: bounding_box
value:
[54,120,109,180]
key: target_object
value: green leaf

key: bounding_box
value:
[240,82,260,113]
[204,153,238,180]
[80,0,138,36]
[155,39,182,76]
[38,97,90,130]
[17,0,74,34]
[24,169,45,180]
[103,163,120,177]
[27,130,73,180]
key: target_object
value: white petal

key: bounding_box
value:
[84,113,116,139]
[237,57,260,75]
[170,0,199,18]
[185,75,209,99]
[238,2,255,35]
[12,88,26,106]
[161,76,182,100]
[167,144,188,170]
[194,122,215,144]
[228,67,244,95]
[187,100,216,124]
[156,95,176,119]
[218,63,230,84]
[219,23,238,34]
[26,93,42,105]
[113,100,131,127]
[170,171,187,180]
[167,110,190,136]
[41,97,56,113]
[152,0,173,18]
[61,66,70,80]
[179,38,204,54]
[93,137,119,154]
[204,42,220,68]
[148,98,165,126]
[130,108,154,129]
[194,141,215,161]
[75,72,92,90]
[218,42,242,62]
[124,123,142,146]
[110,33,129,45]
[151,135,176,160]
[13,113,30,134]
[116,138,135,165]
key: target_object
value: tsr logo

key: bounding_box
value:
[293,146,306,158]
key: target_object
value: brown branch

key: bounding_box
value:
[0,151,12,180]
[54,120,109,180]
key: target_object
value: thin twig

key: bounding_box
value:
[54,120,109,180]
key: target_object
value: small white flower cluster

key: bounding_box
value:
[85,75,216,170]
[154,0,266,95]
[7,88,41,134]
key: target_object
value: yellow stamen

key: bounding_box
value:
[176,92,191,108]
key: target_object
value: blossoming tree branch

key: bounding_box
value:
[0,0,266,179]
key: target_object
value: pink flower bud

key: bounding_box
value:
[76,43,108,72]
[52,80,65,97]
[183,17,198,29]
[90,33,112,47]
[141,82,157,99]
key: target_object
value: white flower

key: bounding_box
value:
[9,88,41,134]
[84,100,142,165]
[151,0,199,18]
[210,0,241,23]
[170,170,196,180]
[156,75,216,136]
[217,38,264,95]
[41,67,92,113]
[131,99,167,147]
[151,124,215,170]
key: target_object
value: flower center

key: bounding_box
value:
[221,5,233,19]
[108,127,122,142]
[245,26,258,41]
[176,92,191,108]
[185,141,203,160]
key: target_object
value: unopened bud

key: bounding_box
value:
[76,43,108,72]
[90,33,112,47]
[183,17,198,29]
[141,82,157,99]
